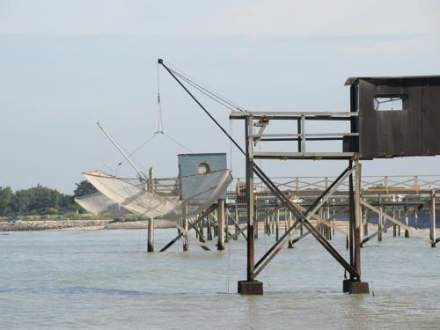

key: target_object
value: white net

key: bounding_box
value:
[81,169,232,219]
[74,191,121,216]
[82,170,180,219]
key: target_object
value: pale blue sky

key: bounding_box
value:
[0,0,440,193]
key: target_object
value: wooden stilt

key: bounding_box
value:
[391,207,396,237]
[217,199,225,250]
[147,218,154,253]
[288,211,294,248]
[415,209,419,229]
[363,208,368,237]
[147,168,155,253]
[225,203,229,244]
[254,204,258,239]
[378,207,383,242]
[182,204,189,251]
[430,190,437,248]
[207,216,213,241]
[404,210,410,238]
[234,205,240,240]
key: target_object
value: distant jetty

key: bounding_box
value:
[0,219,175,232]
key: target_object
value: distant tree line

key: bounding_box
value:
[0,181,96,217]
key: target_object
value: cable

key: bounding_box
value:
[173,71,243,113]
[163,133,193,153]
[117,133,157,166]
[165,64,246,113]
[164,61,246,112]
[156,62,165,133]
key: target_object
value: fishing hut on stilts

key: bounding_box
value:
[158,59,440,295]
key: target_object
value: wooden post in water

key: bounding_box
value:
[217,199,225,250]
[378,207,383,242]
[207,215,213,241]
[392,207,397,237]
[254,204,258,239]
[275,209,280,241]
[326,204,332,240]
[224,203,230,244]
[415,209,419,229]
[147,167,155,253]
[182,204,189,251]
[237,116,263,295]
[430,190,436,248]
[363,208,368,237]
[234,205,239,240]
[147,218,154,253]
[404,209,410,238]
[287,211,293,248]
[383,207,388,233]
[271,211,275,234]
[332,205,336,236]
[353,158,362,281]
[199,217,205,242]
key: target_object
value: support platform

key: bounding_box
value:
[237,280,264,295]
[342,279,370,294]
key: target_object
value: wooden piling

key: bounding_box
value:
[182,204,189,251]
[207,216,213,241]
[147,168,155,253]
[225,204,230,244]
[147,218,154,253]
[363,208,368,237]
[217,199,225,250]
[404,212,410,238]
[288,211,294,248]
[392,207,396,237]
[430,190,436,248]
[326,205,332,240]
[275,209,280,241]
[378,207,383,242]
[254,204,258,239]
[234,205,240,240]
[353,159,362,279]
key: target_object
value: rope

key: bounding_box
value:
[155,62,165,134]
[163,133,193,153]
[228,119,233,173]
[117,133,157,166]
[164,62,246,113]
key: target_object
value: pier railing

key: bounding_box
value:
[229,175,440,195]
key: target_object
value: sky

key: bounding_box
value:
[0,0,440,193]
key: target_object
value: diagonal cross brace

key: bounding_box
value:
[159,204,217,252]
[252,162,359,279]
[253,165,354,277]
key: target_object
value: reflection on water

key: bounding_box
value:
[1,229,439,329]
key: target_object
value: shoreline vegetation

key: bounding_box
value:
[0,181,98,219]
[0,182,179,232]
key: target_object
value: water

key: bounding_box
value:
[1,229,440,329]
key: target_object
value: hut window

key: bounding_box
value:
[374,95,404,111]
[197,162,210,175]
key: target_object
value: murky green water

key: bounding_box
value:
[1,228,439,329]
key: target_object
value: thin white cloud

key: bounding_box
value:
[0,0,439,36]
